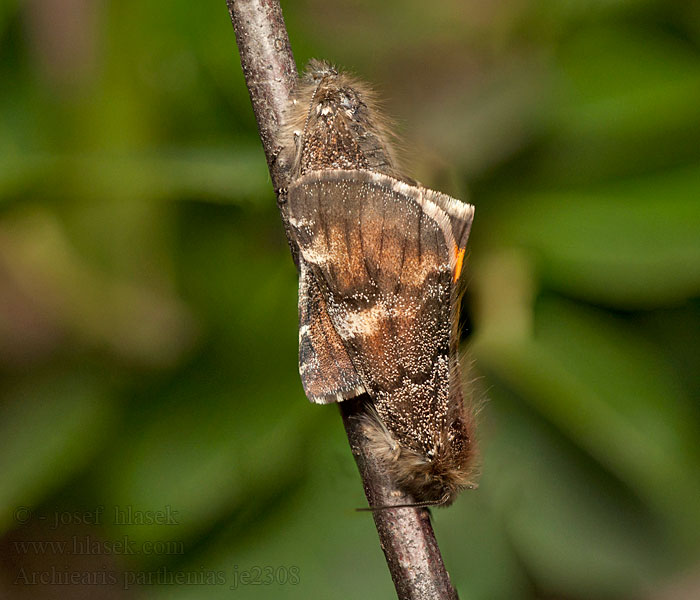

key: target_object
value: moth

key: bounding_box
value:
[278,60,477,505]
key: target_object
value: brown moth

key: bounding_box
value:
[279,60,477,505]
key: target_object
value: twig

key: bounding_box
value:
[225,0,295,188]
[341,396,460,599]
[225,2,459,598]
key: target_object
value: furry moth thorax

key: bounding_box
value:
[281,60,478,505]
[279,59,404,181]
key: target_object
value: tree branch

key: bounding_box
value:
[225,2,459,598]
[341,396,460,599]
[225,0,296,189]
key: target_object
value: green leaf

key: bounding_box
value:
[0,149,270,205]
[473,297,700,542]
[482,166,700,307]
[479,384,670,598]
[98,376,311,550]
[542,26,700,181]
[0,374,116,533]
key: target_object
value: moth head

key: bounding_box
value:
[314,85,361,120]
[299,60,380,142]
[303,64,364,128]
[302,59,338,84]
[300,59,353,121]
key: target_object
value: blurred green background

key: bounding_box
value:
[1,0,699,598]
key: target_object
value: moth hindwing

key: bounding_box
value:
[297,259,366,403]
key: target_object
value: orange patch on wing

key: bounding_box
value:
[453,246,466,282]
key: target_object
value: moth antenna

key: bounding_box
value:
[355,495,451,512]
[300,74,326,151]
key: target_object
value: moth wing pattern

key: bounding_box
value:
[298,259,367,404]
[288,170,474,428]
[422,188,474,286]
